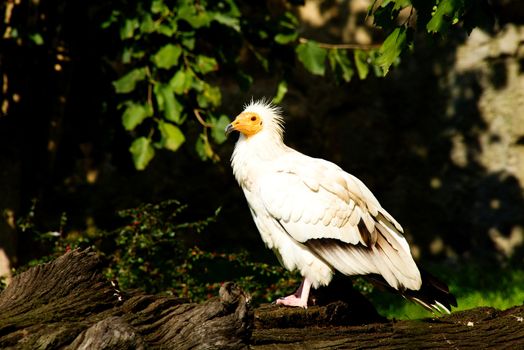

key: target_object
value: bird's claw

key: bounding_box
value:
[275,295,308,308]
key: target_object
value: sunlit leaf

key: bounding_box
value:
[296,41,327,76]
[122,102,153,131]
[211,115,231,144]
[159,121,185,151]
[181,32,195,50]
[169,69,193,94]
[210,12,240,32]
[328,49,354,82]
[120,18,139,39]
[222,0,241,17]
[337,51,354,82]
[113,68,147,93]
[274,31,298,44]
[157,22,177,37]
[156,84,184,124]
[197,83,221,108]
[130,137,155,170]
[178,5,211,28]
[427,0,463,33]
[151,44,182,69]
[376,26,407,74]
[195,134,217,161]
[272,80,288,104]
[140,14,155,33]
[151,0,168,15]
[195,55,218,74]
[354,50,369,80]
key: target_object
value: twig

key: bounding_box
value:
[298,37,381,50]
[193,109,212,128]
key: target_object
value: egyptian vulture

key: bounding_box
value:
[226,100,456,312]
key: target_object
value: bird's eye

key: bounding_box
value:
[250,116,257,121]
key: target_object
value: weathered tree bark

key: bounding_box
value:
[0,249,523,349]
[0,249,251,349]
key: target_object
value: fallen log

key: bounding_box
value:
[0,249,522,349]
[0,249,251,349]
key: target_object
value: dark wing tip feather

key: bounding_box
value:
[366,268,457,314]
[403,268,457,314]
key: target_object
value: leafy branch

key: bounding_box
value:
[106,0,494,170]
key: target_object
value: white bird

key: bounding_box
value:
[226,99,456,312]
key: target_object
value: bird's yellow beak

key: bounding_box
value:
[225,112,263,137]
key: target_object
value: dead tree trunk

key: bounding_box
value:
[0,249,522,349]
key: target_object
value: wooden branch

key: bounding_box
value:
[0,249,522,349]
[298,37,381,50]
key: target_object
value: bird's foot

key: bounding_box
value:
[276,294,308,308]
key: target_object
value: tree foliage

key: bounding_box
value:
[0,0,495,169]
[103,0,300,168]
[101,0,494,169]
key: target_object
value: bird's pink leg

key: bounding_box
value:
[276,278,312,308]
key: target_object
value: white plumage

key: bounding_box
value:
[226,100,430,309]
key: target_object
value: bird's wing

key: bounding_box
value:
[258,152,421,290]
[259,153,395,245]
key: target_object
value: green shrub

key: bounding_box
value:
[13,199,299,304]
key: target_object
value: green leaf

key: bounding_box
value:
[222,0,241,17]
[122,103,153,131]
[158,121,185,151]
[29,33,44,45]
[210,12,240,32]
[178,4,211,28]
[151,44,182,69]
[140,14,155,33]
[120,18,139,40]
[101,10,120,29]
[156,84,184,124]
[151,0,168,15]
[122,47,132,64]
[427,0,464,34]
[275,32,298,45]
[157,25,172,37]
[195,134,215,161]
[354,50,370,80]
[169,69,193,94]
[130,137,155,170]
[296,41,327,76]
[113,68,147,94]
[180,32,196,50]
[272,80,288,104]
[211,115,231,144]
[253,50,269,71]
[280,11,299,28]
[197,83,221,108]
[328,50,354,82]
[376,26,407,75]
[195,55,218,74]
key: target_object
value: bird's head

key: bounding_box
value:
[225,99,284,141]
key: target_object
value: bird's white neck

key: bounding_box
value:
[231,132,289,188]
